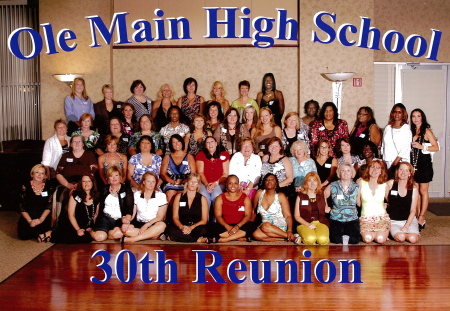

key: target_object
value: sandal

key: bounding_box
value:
[43,234,51,243]
[37,233,45,243]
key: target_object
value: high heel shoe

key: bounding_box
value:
[419,220,426,231]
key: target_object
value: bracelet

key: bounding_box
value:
[28,219,32,223]
[423,145,428,152]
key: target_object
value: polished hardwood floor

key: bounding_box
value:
[1,243,450,310]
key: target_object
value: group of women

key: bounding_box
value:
[18,75,438,245]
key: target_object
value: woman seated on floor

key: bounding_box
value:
[122,172,168,243]
[324,163,361,244]
[166,173,209,243]
[208,175,254,243]
[252,174,295,242]
[50,174,100,244]
[17,164,54,242]
[386,162,420,244]
[91,166,134,242]
[294,172,330,245]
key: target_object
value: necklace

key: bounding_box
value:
[109,185,120,197]
[85,202,95,228]
[264,92,273,98]
[31,181,44,195]
[411,135,422,170]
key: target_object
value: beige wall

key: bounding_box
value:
[40,0,112,138]
[299,0,375,125]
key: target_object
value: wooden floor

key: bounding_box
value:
[1,243,450,310]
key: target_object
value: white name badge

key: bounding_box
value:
[221,128,227,133]
[182,160,189,165]
[66,158,73,162]
[136,164,142,169]
[297,133,304,139]
[180,202,186,207]
[245,103,252,106]
[268,101,274,105]
[301,200,309,205]
[122,138,128,142]
[238,206,245,211]
[220,155,226,160]
[125,126,131,131]
[41,191,48,197]
[116,104,121,109]
[390,190,398,196]
[75,195,81,202]
[325,163,331,168]
[359,133,366,138]
[120,192,126,199]
[319,126,325,131]
[337,194,344,200]
[83,101,88,105]
[260,145,265,150]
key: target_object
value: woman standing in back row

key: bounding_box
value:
[256,73,285,127]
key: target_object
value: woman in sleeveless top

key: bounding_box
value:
[349,106,381,157]
[213,108,250,157]
[205,101,224,133]
[281,112,310,157]
[410,109,439,230]
[166,174,208,243]
[98,135,127,185]
[177,77,205,125]
[256,73,285,127]
[152,83,176,131]
[184,113,212,156]
[160,134,196,205]
[231,80,259,122]
[252,107,282,155]
[314,139,338,188]
[208,175,254,243]
[206,81,230,114]
[243,105,258,135]
[357,159,390,244]
[336,137,360,167]
[294,172,330,245]
[252,174,295,242]
[126,80,153,121]
[386,162,420,243]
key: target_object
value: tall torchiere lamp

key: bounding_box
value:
[321,72,355,116]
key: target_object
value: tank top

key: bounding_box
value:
[221,192,247,224]
[387,182,413,221]
[103,153,124,177]
[360,180,387,217]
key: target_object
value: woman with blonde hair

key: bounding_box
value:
[152,83,176,131]
[252,107,282,155]
[282,112,310,157]
[207,81,230,113]
[294,172,330,245]
[122,172,168,243]
[166,173,209,242]
[242,105,258,134]
[94,84,122,135]
[64,77,95,135]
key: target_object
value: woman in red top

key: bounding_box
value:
[195,136,230,209]
[208,175,254,243]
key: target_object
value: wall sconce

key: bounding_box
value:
[52,74,84,87]
[321,72,355,116]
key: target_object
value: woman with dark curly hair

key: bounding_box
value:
[302,99,320,127]
[309,102,349,157]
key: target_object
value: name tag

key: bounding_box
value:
[66,158,73,162]
[75,195,81,203]
[122,137,128,142]
[125,126,131,131]
[116,104,121,109]
[337,194,344,200]
[180,202,186,207]
[359,133,366,138]
[260,145,265,150]
[221,128,227,133]
[297,133,304,139]
[83,101,88,105]
[268,101,274,105]
[319,126,325,131]
[182,160,189,165]
[120,192,126,199]
[136,164,142,169]
[325,163,331,168]
[301,200,309,205]
[390,190,398,196]
[238,206,245,211]
[220,155,226,160]
[41,191,48,197]
[245,103,252,107]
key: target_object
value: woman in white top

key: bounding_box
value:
[123,172,168,243]
[229,137,262,199]
[42,119,70,177]
[382,103,412,169]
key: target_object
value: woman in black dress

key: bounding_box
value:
[256,73,285,127]
[410,109,439,229]
[51,174,100,243]
[17,164,54,242]
[314,139,338,189]
[166,173,209,242]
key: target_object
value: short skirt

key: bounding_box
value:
[390,217,420,237]
[359,214,390,232]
